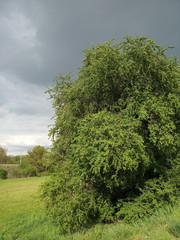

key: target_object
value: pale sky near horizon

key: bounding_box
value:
[0,0,179,155]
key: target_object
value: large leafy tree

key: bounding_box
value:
[43,36,180,233]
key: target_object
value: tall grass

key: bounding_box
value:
[0,177,179,240]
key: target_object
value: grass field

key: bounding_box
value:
[0,177,45,222]
[0,177,179,240]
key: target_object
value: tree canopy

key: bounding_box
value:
[26,145,47,172]
[0,146,9,164]
[43,36,180,233]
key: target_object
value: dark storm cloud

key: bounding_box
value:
[1,0,179,85]
[0,0,179,154]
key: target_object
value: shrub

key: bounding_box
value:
[116,177,180,223]
[9,164,37,178]
[42,172,114,233]
[0,167,8,179]
[43,36,180,233]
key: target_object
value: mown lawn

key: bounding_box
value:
[0,177,46,223]
[0,177,50,239]
[0,177,179,240]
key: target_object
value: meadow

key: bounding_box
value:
[0,177,179,240]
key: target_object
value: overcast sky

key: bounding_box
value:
[0,0,179,155]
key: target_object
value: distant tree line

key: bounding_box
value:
[0,145,50,179]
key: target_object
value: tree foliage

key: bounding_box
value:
[0,146,9,164]
[26,145,47,172]
[0,167,8,179]
[42,36,180,233]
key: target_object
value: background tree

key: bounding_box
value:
[43,36,180,233]
[26,145,47,172]
[9,155,21,164]
[0,146,9,164]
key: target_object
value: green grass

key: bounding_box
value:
[0,177,45,223]
[0,177,47,238]
[0,177,180,240]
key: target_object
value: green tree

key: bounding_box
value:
[43,36,180,233]
[0,146,9,164]
[27,145,47,172]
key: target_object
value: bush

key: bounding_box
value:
[9,164,37,178]
[43,36,180,233]
[0,167,8,179]
[42,172,114,233]
[116,177,180,223]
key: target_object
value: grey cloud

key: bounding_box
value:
[0,77,52,116]
[1,0,180,86]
